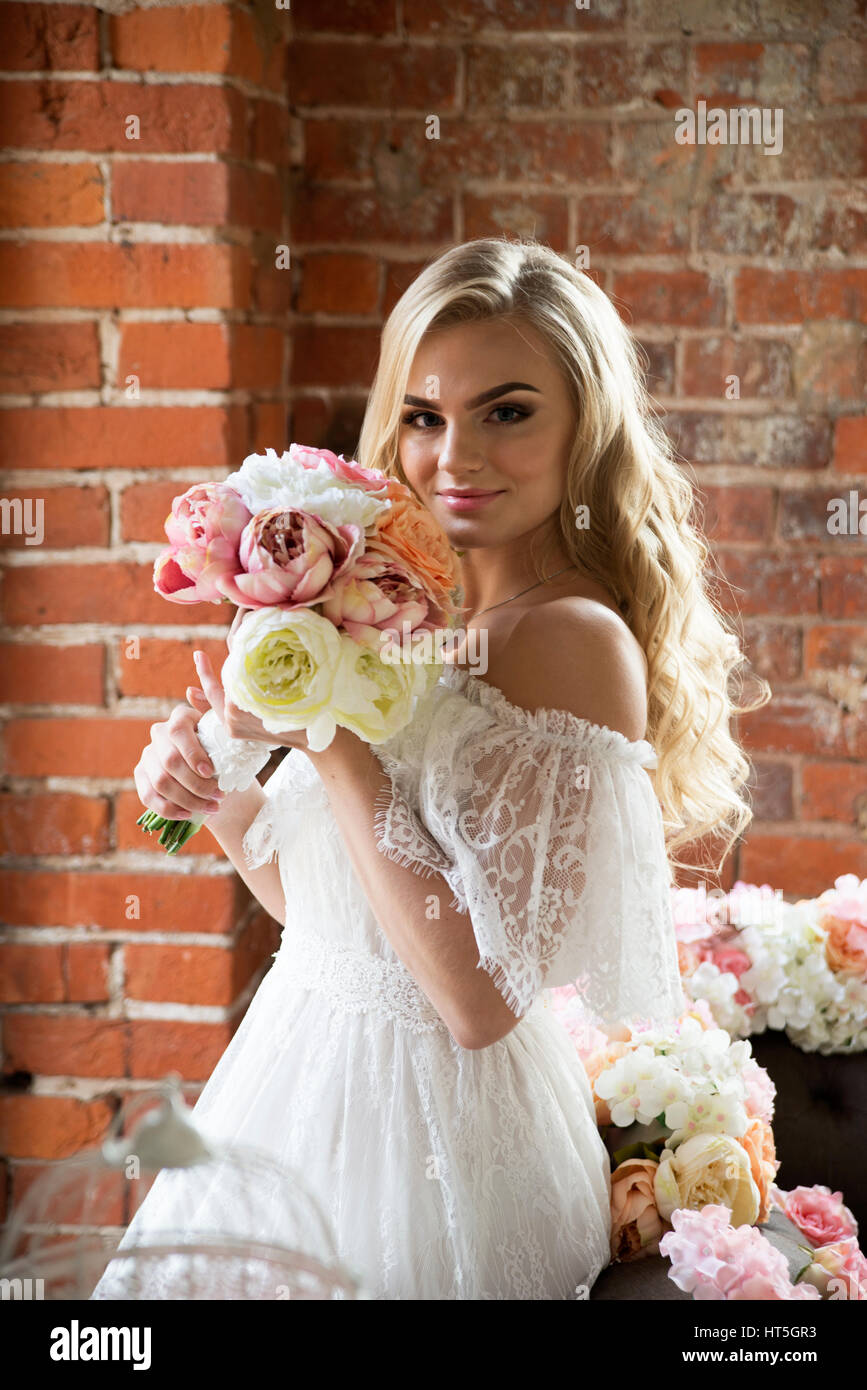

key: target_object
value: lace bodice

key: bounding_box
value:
[243,663,685,1035]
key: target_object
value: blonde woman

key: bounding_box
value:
[92,237,769,1300]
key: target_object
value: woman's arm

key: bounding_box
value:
[203,779,286,928]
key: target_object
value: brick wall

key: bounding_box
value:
[0,0,291,1222]
[1,0,866,1229]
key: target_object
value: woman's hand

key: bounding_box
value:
[134,702,227,822]
[188,648,314,753]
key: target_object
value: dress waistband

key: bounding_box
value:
[272,925,449,1037]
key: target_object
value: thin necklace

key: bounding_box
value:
[469,565,578,620]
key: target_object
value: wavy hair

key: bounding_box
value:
[355,236,772,881]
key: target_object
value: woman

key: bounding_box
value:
[92,237,769,1300]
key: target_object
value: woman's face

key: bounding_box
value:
[397,317,577,549]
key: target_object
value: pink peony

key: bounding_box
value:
[318,551,436,644]
[660,1204,821,1301]
[287,444,410,500]
[154,482,251,604]
[781,1185,858,1248]
[215,507,364,608]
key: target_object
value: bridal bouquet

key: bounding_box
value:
[137,444,462,853]
[673,876,867,1054]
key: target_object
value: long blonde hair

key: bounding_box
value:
[356,236,772,880]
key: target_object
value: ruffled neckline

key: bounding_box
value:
[438,662,658,767]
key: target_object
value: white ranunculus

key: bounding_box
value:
[224,448,391,529]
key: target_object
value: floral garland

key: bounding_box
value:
[546,994,866,1300]
[672,874,867,1054]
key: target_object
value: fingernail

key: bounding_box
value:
[198,762,214,777]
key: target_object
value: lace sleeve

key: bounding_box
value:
[375,674,686,1030]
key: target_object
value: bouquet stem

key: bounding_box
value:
[136,810,204,855]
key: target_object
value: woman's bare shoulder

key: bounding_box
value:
[479,596,649,743]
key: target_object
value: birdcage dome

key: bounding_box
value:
[0,1078,370,1300]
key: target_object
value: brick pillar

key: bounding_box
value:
[0,1,290,1223]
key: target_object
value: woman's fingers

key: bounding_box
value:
[146,715,226,812]
[193,649,225,723]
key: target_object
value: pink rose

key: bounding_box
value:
[215,507,364,608]
[154,483,251,604]
[782,1185,859,1248]
[609,1159,666,1263]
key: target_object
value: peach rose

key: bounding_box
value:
[609,1159,666,1262]
[739,1117,779,1224]
[369,499,462,606]
[823,913,867,977]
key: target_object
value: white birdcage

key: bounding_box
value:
[0,1076,371,1300]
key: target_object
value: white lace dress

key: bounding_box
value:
[91,663,684,1301]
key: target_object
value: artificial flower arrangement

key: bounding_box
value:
[138,445,462,853]
[672,875,867,1054]
[547,992,866,1300]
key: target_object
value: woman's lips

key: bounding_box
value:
[437,490,505,512]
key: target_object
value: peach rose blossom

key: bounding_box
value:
[739,1118,779,1224]
[823,914,867,977]
[609,1159,666,1262]
[368,499,462,608]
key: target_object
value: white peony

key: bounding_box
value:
[225,447,391,529]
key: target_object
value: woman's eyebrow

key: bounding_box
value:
[403,381,542,409]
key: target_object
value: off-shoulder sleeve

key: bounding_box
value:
[373,677,685,1031]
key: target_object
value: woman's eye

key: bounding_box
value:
[402,404,528,428]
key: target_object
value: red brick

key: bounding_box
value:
[735,269,867,324]
[695,41,810,105]
[291,185,452,244]
[111,5,283,92]
[116,635,228,696]
[695,486,775,544]
[10,1159,126,1225]
[804,625,867,684]
[741,836,867,899]
[465,43,572,110]
[2,4,100,71]
[252,401,288,454]
[821,557,867,618]
[0,870,246,935]
[0,1094,114,1160]
[681,337,793,399]
[463,192,568,247]
[802,762,867,824]
[2,718,157,778]
[577,195,687,255]
[3,1015,126,1080]
[0,945,65,1004]
[0,487,109,550]
[127,1019,232,1081]
[0,322,100,393]
[64,943,112,1003]
[252,97,290,165]
[833,417,867,474]
[114,159,282,232]
[0,160,103,231]
[124,926,272,1007]
[740,693,865,759]
[792,322,865,406]
[0,643,105,705]
[0,792,110,856]
[0,243,250,310]
[290,323,383,389]
[663,411,831,470]
[1,563,234,627]
[779,486,867,544]
[817,38,867,104]
[741,621,802,683]
[288,396,330,448]
[613,271,725,327]
[739,119,866,185]
[119,480,200,544]
[0,405,249,472]
[0,80,245,157]
[714,551,820,617]
[571,41,687,109]
[296,253,381,315]
[288,40,457,108]
[115,788,223,857]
